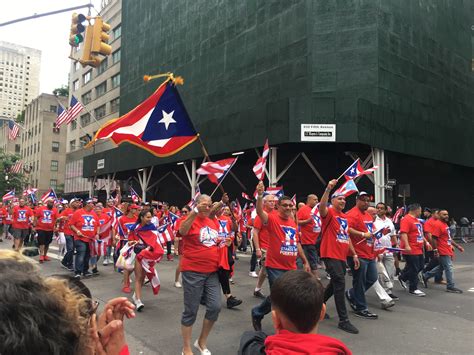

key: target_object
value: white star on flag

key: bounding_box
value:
[159,110,176,130]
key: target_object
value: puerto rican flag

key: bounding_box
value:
[343,159,378,180]
[241,192,252,201]
[88,81,198,157]
[197,158,237,184]
[392,206,405,224]
[334,180,359,197]
[168,211,179,226]
[234,199,242,219]
[23,187,38,196]
[156,223,173,244]
[187,185,201,207]
[111,207,124,229]
[290,194,296,206]
[130,187,141,203]
[252,139,269,180]
[40,188,57,203]
[2,190,15,201]
[311,204,322,232]
[265,186,284,197]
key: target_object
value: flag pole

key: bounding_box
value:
[210,156,239,198]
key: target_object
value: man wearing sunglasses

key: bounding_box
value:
[251,181,310,332]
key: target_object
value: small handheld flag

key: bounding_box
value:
[334,180,359,197]
[253,139,269,180]
[197,158,237,184]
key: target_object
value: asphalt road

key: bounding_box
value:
[2,240,474,355]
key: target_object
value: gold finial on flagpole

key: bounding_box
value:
[143,72,184,85]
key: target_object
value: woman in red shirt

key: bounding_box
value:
[178,194,221,355]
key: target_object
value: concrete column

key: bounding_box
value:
[269,147,277,186]
[373,148,385,203]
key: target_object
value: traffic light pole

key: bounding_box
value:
[0,4,94,27]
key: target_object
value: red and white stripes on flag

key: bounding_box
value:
[140,258,161,295]
[10,161,22,174]
[156,224,173,244]
[64,95,84,125]
[241,192,252,201]
[196,158,237,184]
[54,104,70,128]
[253,139,269,180]
[8,120,20,140]
[291,194,296,206]
[90,237,110,257]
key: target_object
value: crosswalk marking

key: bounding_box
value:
[468,287,474,293]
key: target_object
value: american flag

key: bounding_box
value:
[8,120,20,140]
[2,190,15,201]
[40,188,57,203]
[197,158,237,184]
[65,96,84,125]
[54,104,70,128]
[253,139,269,180]
[9,161,22,174]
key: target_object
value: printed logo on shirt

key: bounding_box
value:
[199,226,218,247]
[280,225,298,256]
[81,215,95,231]
[415,223,423,243]
[335,217,350,243]
[18,210,27,222]
[218,220,229,238]
[364,221,374,246]
[446,226,452,245]
[41,210,53,223]
[312,214,321,233]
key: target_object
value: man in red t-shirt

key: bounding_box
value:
[423,209,464,293]
[252,194,277,298]
[251,181,310,332]
[319,179,360,334]
[69,198,99,278]
[59,199,81,270]
[345,192,379,320]
[11,198,33,251]
[297,194,320,277]
[33,199,58,262]
[178,194,222,355]
[0,201,5,242]
[422,209,443,283]
[398,203,432,296]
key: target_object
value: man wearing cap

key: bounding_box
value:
[344,192,379,320]
[32,198,58,263]
[319,179,360,334]
[69,198,99,278]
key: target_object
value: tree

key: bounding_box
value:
[0,149,28,195]
[53,85,69,97]
[16,110,25,124]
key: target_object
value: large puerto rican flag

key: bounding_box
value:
[88,81,198,157]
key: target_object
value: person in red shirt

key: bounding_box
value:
[89,203,112,275]
[251,181,310,332]
[59,199,81,271]
[11,198,33,251]
[33,199,58,263]
[178,194,221,355]
[69,198,99,279]
[423,209,464,293]
[345,192,379,320]
[422,209,444,283]
[398,203,432,296]
[319,179,359,334]
[297,194,321,278]
[0,201,5,242]
[2,202,13,242]
[173,205,191,288]
[252,194,277,298]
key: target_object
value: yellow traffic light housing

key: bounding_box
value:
[91,17,112,56]
[80,25,101,68]
[69,13,87,47]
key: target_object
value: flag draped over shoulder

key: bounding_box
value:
[88,80,198,157]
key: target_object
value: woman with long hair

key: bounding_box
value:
[128,209,164,311]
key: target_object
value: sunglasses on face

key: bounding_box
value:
[280,203,294,208]
[181,210,188,214]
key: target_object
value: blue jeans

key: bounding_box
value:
[424,255,455,288]
[74,239,90,275]
[61,234,74,268]
[347,257,378,311]
[400,254,424,292]
[252,267,287,320]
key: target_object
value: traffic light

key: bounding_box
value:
[80,25,101,68]
[91,17,112,56]
[69,13,87,47]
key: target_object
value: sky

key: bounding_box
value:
[0,0,102,94]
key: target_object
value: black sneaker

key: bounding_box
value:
[83,271,93,278]
[226,296,243,309]
[388,293,400,301]
[92,267,100,275]
[446,287,463,294]
[354,310,378,320]
[253,290,266,299]
[74,273,81,279]
[345,290,357,311]
[324,312,330,319]
[251,313,262,331]
[398,277,407,290]
[338,320,359,334]
[422,274,428,288]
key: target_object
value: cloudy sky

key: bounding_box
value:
[0,0,102,94]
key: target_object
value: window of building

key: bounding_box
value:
[38,123,41,134]
[53,123,60,134]
[71,120,77,130]
[33,143,36,154]
[82,90,92,105]
[52,141,59,152]
[73,80,79,91]
[113,25,121,40]
[50,179,58,189]
[111,73,120,88]
[50,105,57,112]
[110,97,120,113]
[98,58,108,75]
[74,61,80,71]
[50,160,58,171]
[83,70,92,84]
[15,144,20,153]
[80,113,91,126]
[95,81,107,97]
[112,49,121,64]
[95,104,106,119]
[69,139,76,151]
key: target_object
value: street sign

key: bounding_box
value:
[301,124,336,142]
[97,159,105,169]
[387,179,397,185]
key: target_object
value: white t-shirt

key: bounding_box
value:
[374,215,396,255]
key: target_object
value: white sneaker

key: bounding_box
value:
[249,271,258,278]
[132,293,145,311]
[409,289,426,297]
[194,339,211,355]
[103,257,109,266]
[175,281,182,288]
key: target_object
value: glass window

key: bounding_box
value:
[15,144,20,153]
[80,113,91,126]
[95,104,106,119]
[95,81,107,97]
[83,70,92,84]
[111,73,120,88]
[52,141,59,152]
[82,90,92,105]
[71,120,77,130]
[113,25,121,40]
[98,58,108,75]
[69,139,76,151]
[110,97,120,113]
[112,49,121,64]
[50,105,57,112]
[74,61,80,71]
[73,80,79,91]
[50,160,58,171]
[50,179,58,189]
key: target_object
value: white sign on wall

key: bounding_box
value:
[301,124,336,142]
[97,159,105,169]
